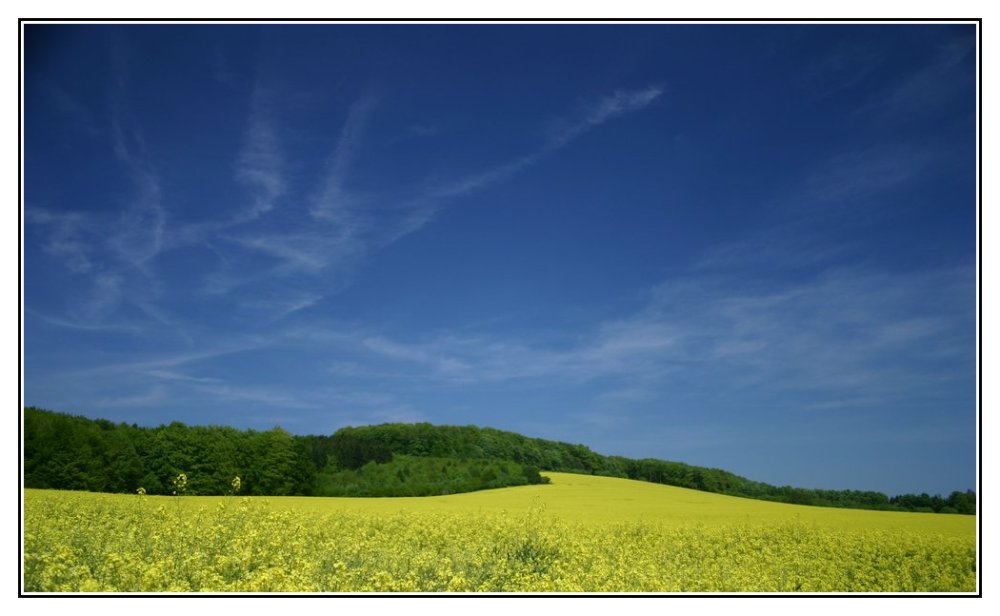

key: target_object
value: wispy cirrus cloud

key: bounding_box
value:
[309,85,668,272]
[344,263,974,409]
[108,83,166,271]
[76,272,126,322]
[208,95,378,300]
[547,86,664,148]
[109,167,165,269]
[212,45,234,84]
[218,86,664,311]
[240,293,324,323]
[692,225,859,274]
[40,80,102,137]
[26,308,143,334]
[95,385,169,408]
[224,232,341,273]
[797,145,936,209]
[63,334,278,380]
[855,36,975,121]
[695,140,942,276]
[800,40,884,101]
[236,87,287,221]
[355,318,676,385]
[309,96,376,223]
[407,123,439,138]
[24,208,95,273]
[28,82,666,339]
[424,86,664,202]
[143,369,224,385]
[165,89,287,250]
[26,86,168,331]
[30,48,173,336]
[188,382,321,410]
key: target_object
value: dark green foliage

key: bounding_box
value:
[945,490,977,515]
[22,408,975,513]
[24,408,315,496]
[889,490,976,515]
[24,408,140,492]
[310,422,976,514]
[314,455,549,497]
[318,423,611,474]
[326,430,393,470]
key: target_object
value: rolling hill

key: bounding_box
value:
[23,407,975,514]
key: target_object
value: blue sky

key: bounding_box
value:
[23,23,977,496]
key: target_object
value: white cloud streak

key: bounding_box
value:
[244,294,323,323]
[209,96,377,300]
[801,40,884,101]
[77,272,125,321]
[189,382,321,409]
[143,370,224,384]
[855,36,975,120]
[346,264,974,406]
[548,86,664,148]
[236,88,286,220]
[310,96,376,223]
[26,100,169,331]
[424,86,664,202]
[25,208,95,273]
[95,385,168,408]
[63,335,277,381]
[26,308,143,334]
[799,146,935,208]
[108,102,167,271]
[214,85,663,314]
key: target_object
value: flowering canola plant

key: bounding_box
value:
[22,473,976,593]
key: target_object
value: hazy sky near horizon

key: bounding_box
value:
[23,23,977,496]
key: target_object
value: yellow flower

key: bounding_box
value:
[173,473,188,494]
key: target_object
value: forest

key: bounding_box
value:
[22,407,975,514]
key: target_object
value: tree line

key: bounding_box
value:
[22,408,546,497]
[306,422,976,514]
[24,407,315,496]
[22,408,975,513]
[315,455,547,497]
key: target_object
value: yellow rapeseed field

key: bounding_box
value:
[22,472,977,593]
